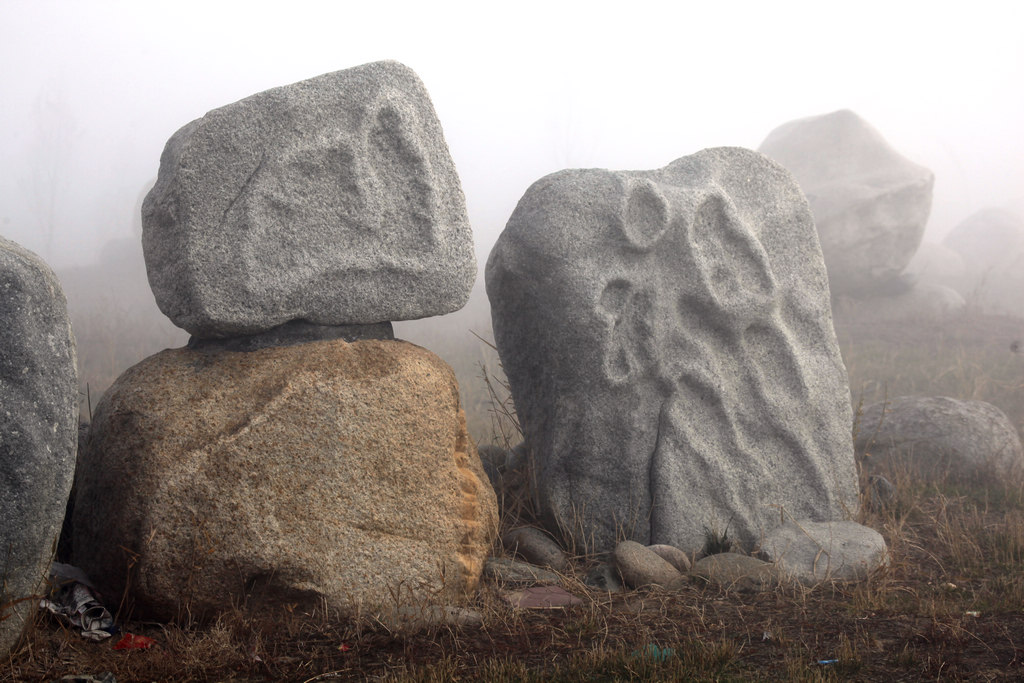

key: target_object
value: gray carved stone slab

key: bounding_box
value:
[759,109,934,296]
[143,60,475,338]
[486,147,859,555]
[0,236,78,656]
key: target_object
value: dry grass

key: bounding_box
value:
[6,302,1024,680]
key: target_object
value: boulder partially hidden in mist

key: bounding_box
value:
[486,147,859,555]
[0,237,78,656]
[759,109,934,296]
[942,208,1024,316]
[832,282,965,322]
[72,339,497,622]
[142,60,475,338]
[856,396,1024,480]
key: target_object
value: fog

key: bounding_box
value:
[1,0,1022,271]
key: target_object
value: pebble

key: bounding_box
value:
[502,526,568,571]
[613,540,683,588]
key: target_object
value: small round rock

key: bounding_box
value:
[502,527,568,572]
[613,540,683,589]
[647,544,692,572]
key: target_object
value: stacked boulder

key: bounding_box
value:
[759,110,956,320]
[486,147,865,556]
[0,237,78,655]
[72,61,498,622]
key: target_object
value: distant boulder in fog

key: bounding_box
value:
[759,109,934,297]
[941,208,1024,317]
[903,241,966,288]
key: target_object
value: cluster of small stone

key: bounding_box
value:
[485,521,887,597]
[482,445,887,595]
[68,61,497,623]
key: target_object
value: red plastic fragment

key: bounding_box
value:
[113,633,156,650]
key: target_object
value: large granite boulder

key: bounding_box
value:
[856,396,1023,480]
[0,237,78,655]
[72,339,497,622]
[941,208,1024,316]
[143,60,475,338]
[759,109,934,296]
[486,147,859,555]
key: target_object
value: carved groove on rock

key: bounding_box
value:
[597,280,657,384]
[370,103,434,244]
[619,178,670,251]
[689,192,777,321]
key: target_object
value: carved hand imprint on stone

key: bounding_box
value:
[597,280,657,384]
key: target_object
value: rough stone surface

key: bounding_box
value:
[72,339,497,621]
[487,146,858,555]
[647,544,692,573]
[759,109,934,295]
[856,396,1024,480]
[690,553,780,592]
[142,60,475,338]
[502,527,568,572]
[613,541,683,588]
[757,521,888,585]
[942,208,1024,316]
[482,558,561,586]
[0,236,78,656]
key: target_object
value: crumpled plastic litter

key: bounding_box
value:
[113,633,155,650]
[58,673,116,683]
[632,643,674,662]
[40,562,117,641]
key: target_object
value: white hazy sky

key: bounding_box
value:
[1,0,1022,270]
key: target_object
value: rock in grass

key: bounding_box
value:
[759,109,934,296]
[757,520,887,585]
[0,237,78,657]
[647,544,691,573]
[483,557,562,586]
[691,553,780,593]
[487,147,858,555]
[856,396,1024,481]
[72,339,497,622]
[143,60,475,338]
[502,527,568,571]
[614,540,682,588]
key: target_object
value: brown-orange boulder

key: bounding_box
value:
[72,339,497,622]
